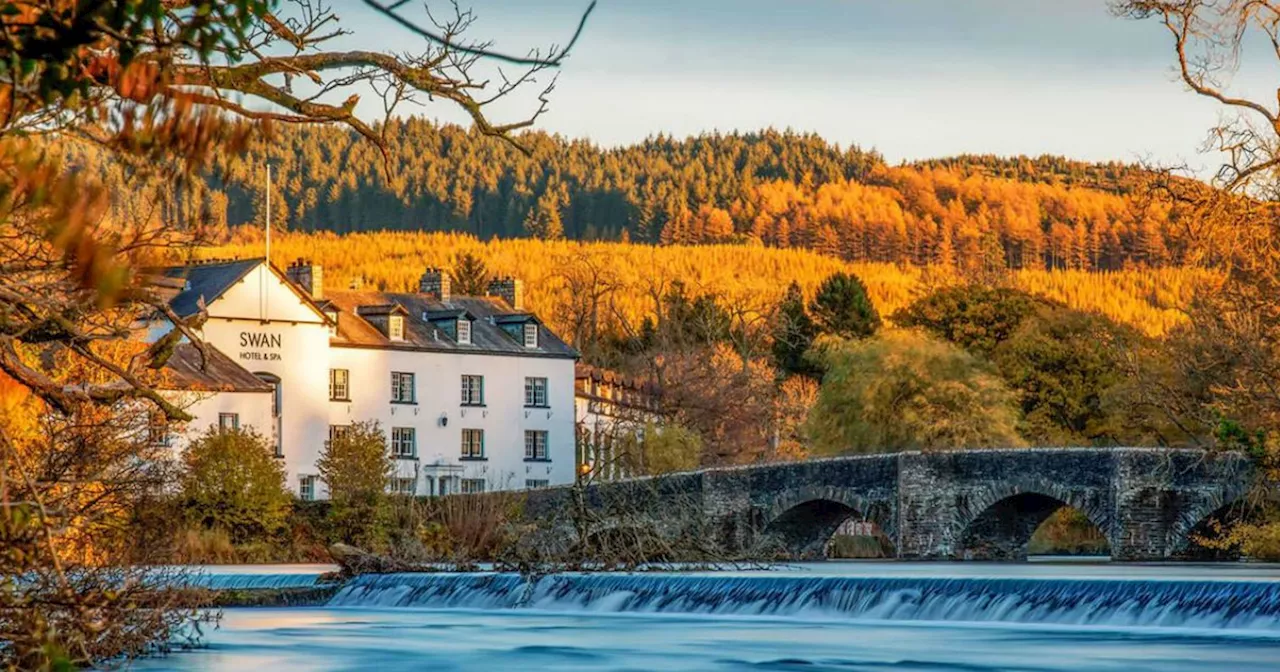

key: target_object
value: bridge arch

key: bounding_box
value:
[956,484,1111,561]
[1170,484,1253,559]
[759,485,895,559]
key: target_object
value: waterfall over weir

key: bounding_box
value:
[327,573,1280,630]
[190,572,325,591]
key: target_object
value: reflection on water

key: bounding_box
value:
[135,563,1280,672]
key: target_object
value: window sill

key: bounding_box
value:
[523,458,552,463]
[330,397,351,403]
[390,401,418,406]
[394,455,419,461]
[460,403,487,408]
[459,456,488,462]
[524,405,551,410]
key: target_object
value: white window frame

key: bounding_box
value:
[461,428,485,459]
[460,478,486,494]
[299,475,316,501]
[525,479,550,489]
[329,368,350,401]
[460,374,484,406]
[389,314,405,341]
[524,429,548,460]
[218,413,239,432]
[524,377,548,408]
[391,477,416,495]
[456,318,472,344]
[391,371,416,403]
[523,322,539,348]
[327,424,350,448]
[391,427,417,459]
[148,412,171,447]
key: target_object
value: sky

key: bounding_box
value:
[319,0,1274,169]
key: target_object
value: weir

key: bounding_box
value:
[326,572,1280,630]
[189,572,326,591]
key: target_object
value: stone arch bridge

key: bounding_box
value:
[520,448,1254,561]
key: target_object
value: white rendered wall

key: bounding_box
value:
[167,262,576,497]
[328,346,576,493]
[195,264,332,494]
[168,390,276,455]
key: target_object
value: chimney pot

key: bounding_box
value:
[285,257,323,299]
[419,267,452,302]
[486,276,524,310]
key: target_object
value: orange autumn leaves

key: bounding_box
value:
[202,230,1214,340]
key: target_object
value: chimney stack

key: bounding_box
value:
[419,267,452,303]
[286,258,323,299]
[487,276,524,311]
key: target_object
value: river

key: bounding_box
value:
[136,562,1280,671]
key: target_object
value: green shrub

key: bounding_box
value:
[807,330,1023,454]
[180,426,292,543]
[317,420,393,550]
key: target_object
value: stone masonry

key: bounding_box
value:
[521,447,1255,561]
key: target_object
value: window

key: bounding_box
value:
[389,314,405,341]
[391,427,417,459]
[329,368,350,401]
[218,413,239,432]
[299,475,316,501]
[460,478,486,494]
[391,371,416,403]
[391,477,416,495]
[523,323,539,348]
[526,479,550,489]
[456,318,471,344]
[461,428,485,459]
[328,424,350,444]
[525,430,548,460]
[524,377,548,407]
[460,374,484,406]
[325,311,339,336]
[147,412,170,447]
[255,373,282,457]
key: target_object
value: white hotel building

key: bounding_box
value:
[153,257,579,499]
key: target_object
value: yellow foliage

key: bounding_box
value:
[201,231,1212,339]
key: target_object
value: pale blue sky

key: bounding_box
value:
[318,0,1269,169]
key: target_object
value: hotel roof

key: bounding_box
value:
[324,290,578,359]
[158,344,274,393]
[159,258,263,318]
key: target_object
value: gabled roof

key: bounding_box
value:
[356,303,409,317]
[423,308,472,321]
[158,344,273,393]
[160,258,262,318]
[323,291,577,359]
[157,258,332,324]
[492,313,540,325]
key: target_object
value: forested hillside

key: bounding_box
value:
[71,119,1199,272]
[201,231,1214,339]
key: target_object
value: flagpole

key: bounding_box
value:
[263,162,271,321]
[266,162,272,266]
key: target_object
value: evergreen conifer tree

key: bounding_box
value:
[773,281,820,377]
[809,272,881,340]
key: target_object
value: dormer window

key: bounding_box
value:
[523,323,539,348]
[457,318,472,345]
[357,303,408,342]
